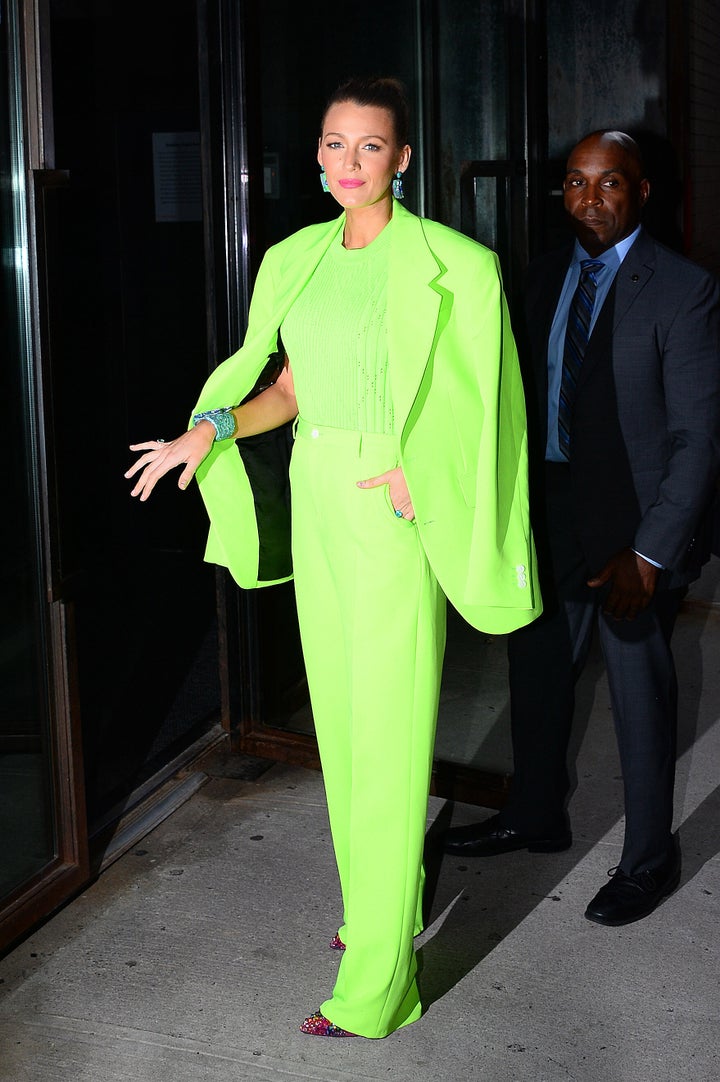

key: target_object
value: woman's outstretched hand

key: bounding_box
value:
[357,466,415,520]
[125,422,216,501]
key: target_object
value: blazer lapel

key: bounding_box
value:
[581,229,656,381]
[610,229,656,332]
[195,213,344,410]
[387,204,444,435]
[274,213,346,313]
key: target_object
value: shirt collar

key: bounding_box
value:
[572,224,642,270]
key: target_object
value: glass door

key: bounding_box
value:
[0,0,88,952]
[45,0,221,840]
[415,0,541,802]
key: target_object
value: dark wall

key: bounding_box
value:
[547,0,668,159]
[544,0,671,252]
[686,0,720,271]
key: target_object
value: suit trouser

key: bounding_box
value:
[289,419,447,1038]
[503,463,684,876]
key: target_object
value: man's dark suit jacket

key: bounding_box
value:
[522,227,720,589]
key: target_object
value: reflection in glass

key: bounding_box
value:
[0,2,56,899]
[434,0,508,232]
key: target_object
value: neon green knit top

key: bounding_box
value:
[280,222,393,434]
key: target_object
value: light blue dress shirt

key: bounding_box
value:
[545,225,641,463]
[544,226,661,568]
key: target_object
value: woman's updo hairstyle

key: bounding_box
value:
[320,76,410,149]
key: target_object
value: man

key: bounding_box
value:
[443,131,720,926]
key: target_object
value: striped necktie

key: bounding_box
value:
[558,259,604,459]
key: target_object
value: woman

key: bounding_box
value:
[126,76,541,1039]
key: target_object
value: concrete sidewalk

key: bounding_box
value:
[1,604,719,1082]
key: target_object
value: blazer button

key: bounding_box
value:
[631,274,639,282]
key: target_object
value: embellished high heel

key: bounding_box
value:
[300,1010,355,1037]
[329,932,346,951]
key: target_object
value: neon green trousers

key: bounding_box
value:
[290,420,447,1038]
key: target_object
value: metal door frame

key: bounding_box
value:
[0,0,89,956]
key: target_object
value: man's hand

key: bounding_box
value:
[587,547,660,620]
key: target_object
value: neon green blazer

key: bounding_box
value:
[192,201,542,634]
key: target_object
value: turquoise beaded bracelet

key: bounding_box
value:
[192,407,237,441]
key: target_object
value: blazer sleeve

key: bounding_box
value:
[192,244,293,587]
[191,216,345,587]
[397,230,542,633]
[462,254,542,628]
[633,267,720,569]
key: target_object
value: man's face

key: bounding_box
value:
[563,135,650,256]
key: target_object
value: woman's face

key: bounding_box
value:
[317,100,411,210]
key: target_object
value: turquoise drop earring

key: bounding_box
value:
[320,168,330,193]
[392,171,404,200]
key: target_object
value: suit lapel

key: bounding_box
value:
[196,213,345,412]
[387,204,444,435]
[275,213,346,312]
[609,229,656,331]
[581,229,656,380]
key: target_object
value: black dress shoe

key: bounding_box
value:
[442,814,572,857]
[585,858,681,927]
